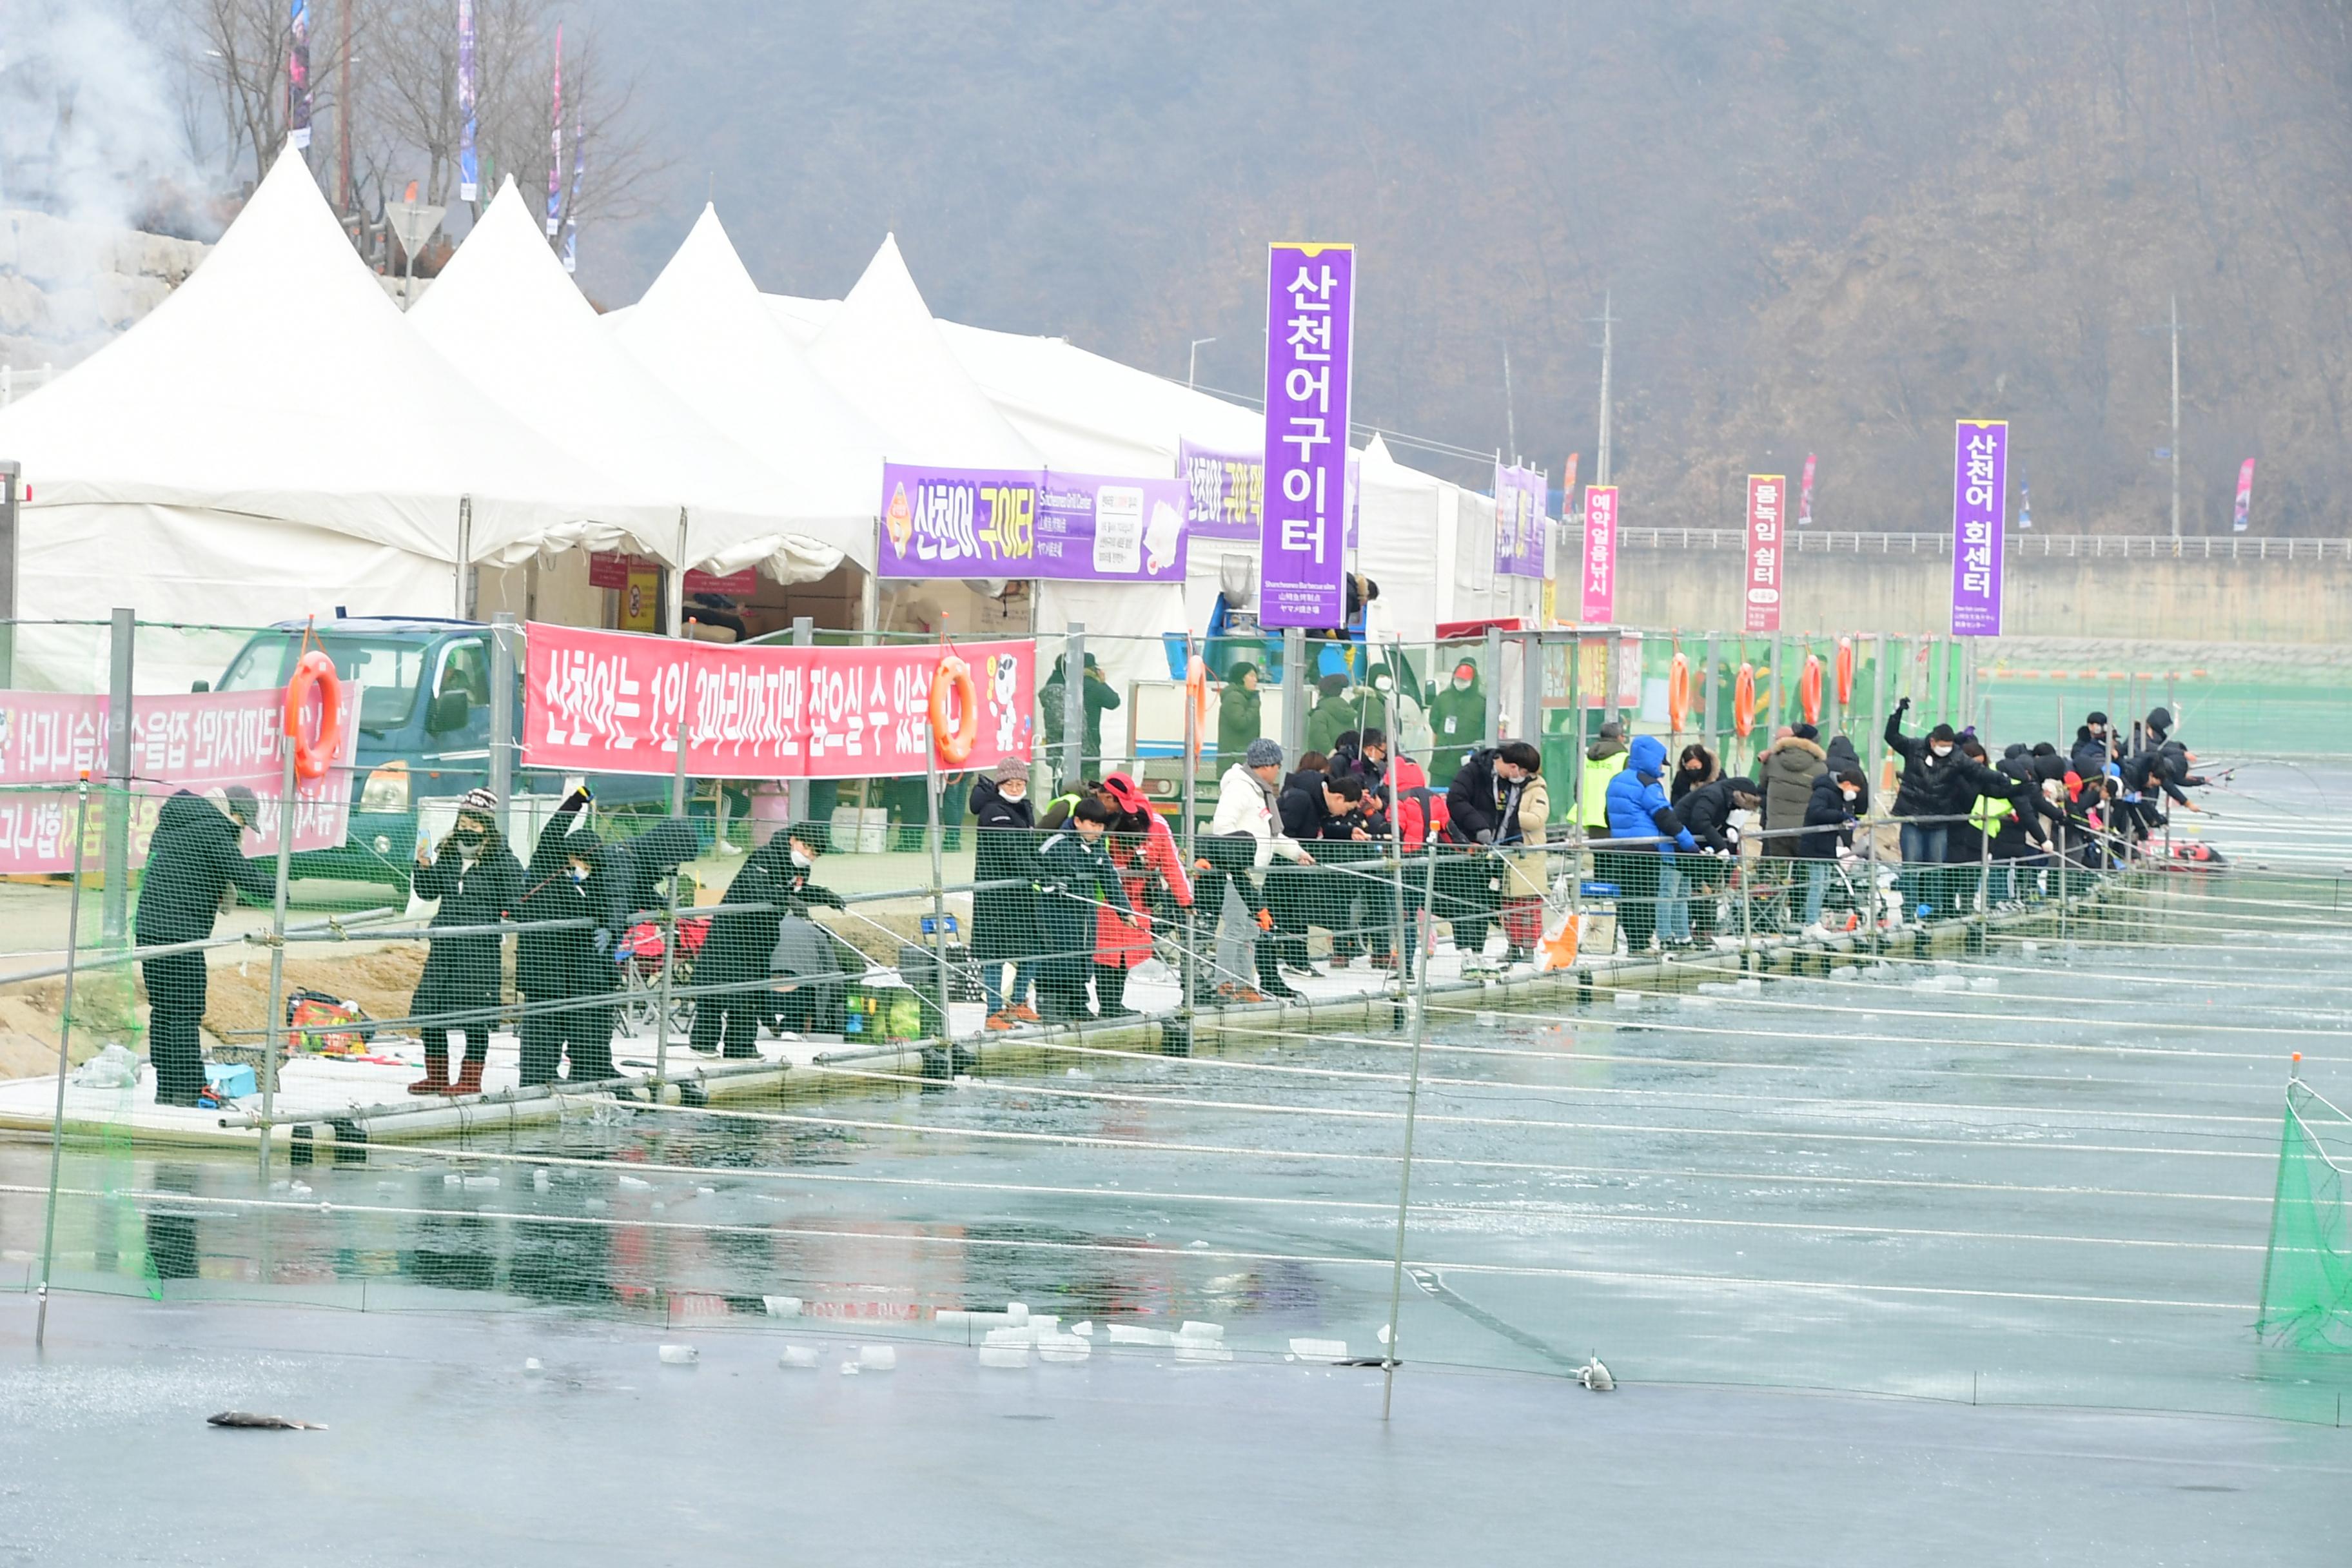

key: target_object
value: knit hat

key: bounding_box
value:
[1792,723,1818,741]
[1101,772,1148,812]
[457,787,498,815]
[990,758,1027,785]
[214,785,259,826]
[1245,738,1284,769]
[1928,723,1957,743]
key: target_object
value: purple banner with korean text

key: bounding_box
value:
[1492,464,1546,579]
[1950,420,2008,636]
[1259,243,1355,628]
[878,464,1188,582]
[1178,440,1264,542]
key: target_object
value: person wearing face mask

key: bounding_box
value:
[1427,661,1487,785]
[692,822,843,1057]
[1034,798,1141,1022]
[968,759,1041,1030]
[1669,740,1717,807]
[1883,700,1968,914]
[1798,768,1869,930]
[1601,735,1699,954]
[1216,662,1264,769]
[1441,740,1542,969]
[406,788,523,1095]
[2070,711,2114,779]
[514,787,623,1087]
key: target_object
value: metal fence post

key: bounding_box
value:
[1484,625,1504,744]
[1770,628,1786,735]
[0,460,18,686]
[924,725,952,1055]
[34,778,91,1351]
[1701,632,1718,760]
[1063,624,1087,783]
[102,609,133,945]
[1279,627,1305,760]
[788,617,814,825]
[489,612,516,842]
[257,736,297,1175]
[1381,843,1441,1421]
[1519,629,1544,754]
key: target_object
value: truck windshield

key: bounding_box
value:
[218,634,432,734]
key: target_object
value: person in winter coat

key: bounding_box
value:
[1600,736,1698,954]
[1582,722,1630,836]
[1304,673,1360,760]
[1984,753,2064,903]
[1275,769,1375,970]
[1093,773,1193,1018]
[1672,774,1759,943]
[406,789,523,1096]
[513,788,624,1086]
[1798,769,1868,927]
[2118,742,2202,844]
[1041,653,1122,772]
[1501,762,1553,964]
[2139,706,2176,755]
[1033,798,1140,1022]
[1757,725,1828,859]
[1670,741,1718,806]
[2070,712,2115,779]
[1441,742,1540,969]
[606,819,700,928]
[1883,699,1989,912]
[968,760,1040,1029]
[1216,662,1264,769]
[135,786,275,1108]
[1825,732,1864,776]
[1208,738,1313,999]
[691,823,843,1057]
[1427,660,1487,785]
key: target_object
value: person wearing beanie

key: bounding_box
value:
[1215,662,1264,769]
[1884,702,2013,918]
[1427,660,1487,785]
[406,787,522,1095]
[1582,720,1631,837]
[134,783,275,1107]
[1304,671,1360,760]
[968,759,1039,1028]
[2070,711,2113,778]
[1208,737,1313,1001]
[1091,772,1192,1018]
[692,816,845,1057]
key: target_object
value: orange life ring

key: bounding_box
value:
[1667,652,1691,734]
[1186,656,1211,752]
[1798,654,1825,725]
[283,649,343,782]
[1834,636,1855,705]
[930,654,979,766]
[1732,663,1758,739]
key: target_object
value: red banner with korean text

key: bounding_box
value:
[1743,474,1785,632]
[522,623,1038,779]
[0,689,358,874]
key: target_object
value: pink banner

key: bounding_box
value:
[2233,458,2255,534]
[1579,484,1618,625]
[0,689,357,874]
[1798,453,1816,527]
[523,623,1037,780]
[1744,475,1785,632]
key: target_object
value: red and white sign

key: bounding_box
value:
[587,551,760,598]
[522,622,1037,780]
[0,689,358,874]
[1579,484,1618,625]
[1743,474,1785,632]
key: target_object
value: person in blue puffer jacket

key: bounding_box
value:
[1600,735,1698,954]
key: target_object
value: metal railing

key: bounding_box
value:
[1557,525,2352,561]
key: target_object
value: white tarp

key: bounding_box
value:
[0,149,667,647]
[1354,435,1448,647]
[609,206,888,569]
[410,180,845,582]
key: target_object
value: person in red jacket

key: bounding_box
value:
[1093,774,1194,1017]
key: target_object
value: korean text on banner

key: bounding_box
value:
[523,623,1036,781]
[1259,244,1355,628]
[1492,464,1546,579]
[1950,420,2007,636]
[1743,475,1785,632]
[878,466,1187,583]
[1579,485,1619,625]
[1179,441,1264,543]
[0,689,357,875]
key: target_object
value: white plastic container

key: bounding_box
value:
[658,1344,698,1366]
[763,1295,803,1318]
[778,1346,821,1369]
[977,1346,1031,1369]
[857,1345,897,1371]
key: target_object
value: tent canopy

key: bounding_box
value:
[806,235,1046,469]
[0,148,665,567]
[609,206,888,570]
[412,181,843,582]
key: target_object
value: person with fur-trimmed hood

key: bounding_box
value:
[1756,723,1828,859]
[406,788,522,1096]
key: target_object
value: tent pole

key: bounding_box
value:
[455,495,472,618]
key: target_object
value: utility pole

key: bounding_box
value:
[1188,337,1216,391]
[2168,293,2181,546]
[1502,344,1518,465]
[1593,291,1615,486]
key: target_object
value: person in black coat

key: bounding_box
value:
[135,786,275,1108]
[1033,799,1137,1022]
[2070,712,2114,779]
[1884,700,2012,916]
[513,788,624,1086]
[690,821,843,1057]
[406,787,522,1096]
[1796,769,1867,927]
[1440,741,1538,966]
[1672,774,1759,940]
[968,760,1039,1028]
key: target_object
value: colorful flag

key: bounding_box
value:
[546,25,564,237]
[288,1,312,150]
[2017,480,2032,531]
[1950,420,2007,636]
[2233,459,2255,533]
[457,0,478,201]
[562,100,583,273]
[1258,244,1355,629]
[1579,485,1618,625]
[1560,452,1580,520]
[1743,476,1785,632]
[1797,453,1816,527]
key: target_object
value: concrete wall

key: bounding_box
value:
[1608,545,2352,643]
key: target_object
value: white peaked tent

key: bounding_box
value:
[806,235,1046,469]
[411,181,843,583]
[609,206,887,569]
[1357,435,1451,645]
[934,320,1260,475]
[0,149,665,674]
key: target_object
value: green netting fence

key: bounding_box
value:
[2258,1081,2352,1352]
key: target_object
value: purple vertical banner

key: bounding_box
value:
[288,0,312,150]
[457,0,478,201]
[1950,419,2007,636]
[1259,243,1355,629]
[546,25,564,237]
[562,97,584,273]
